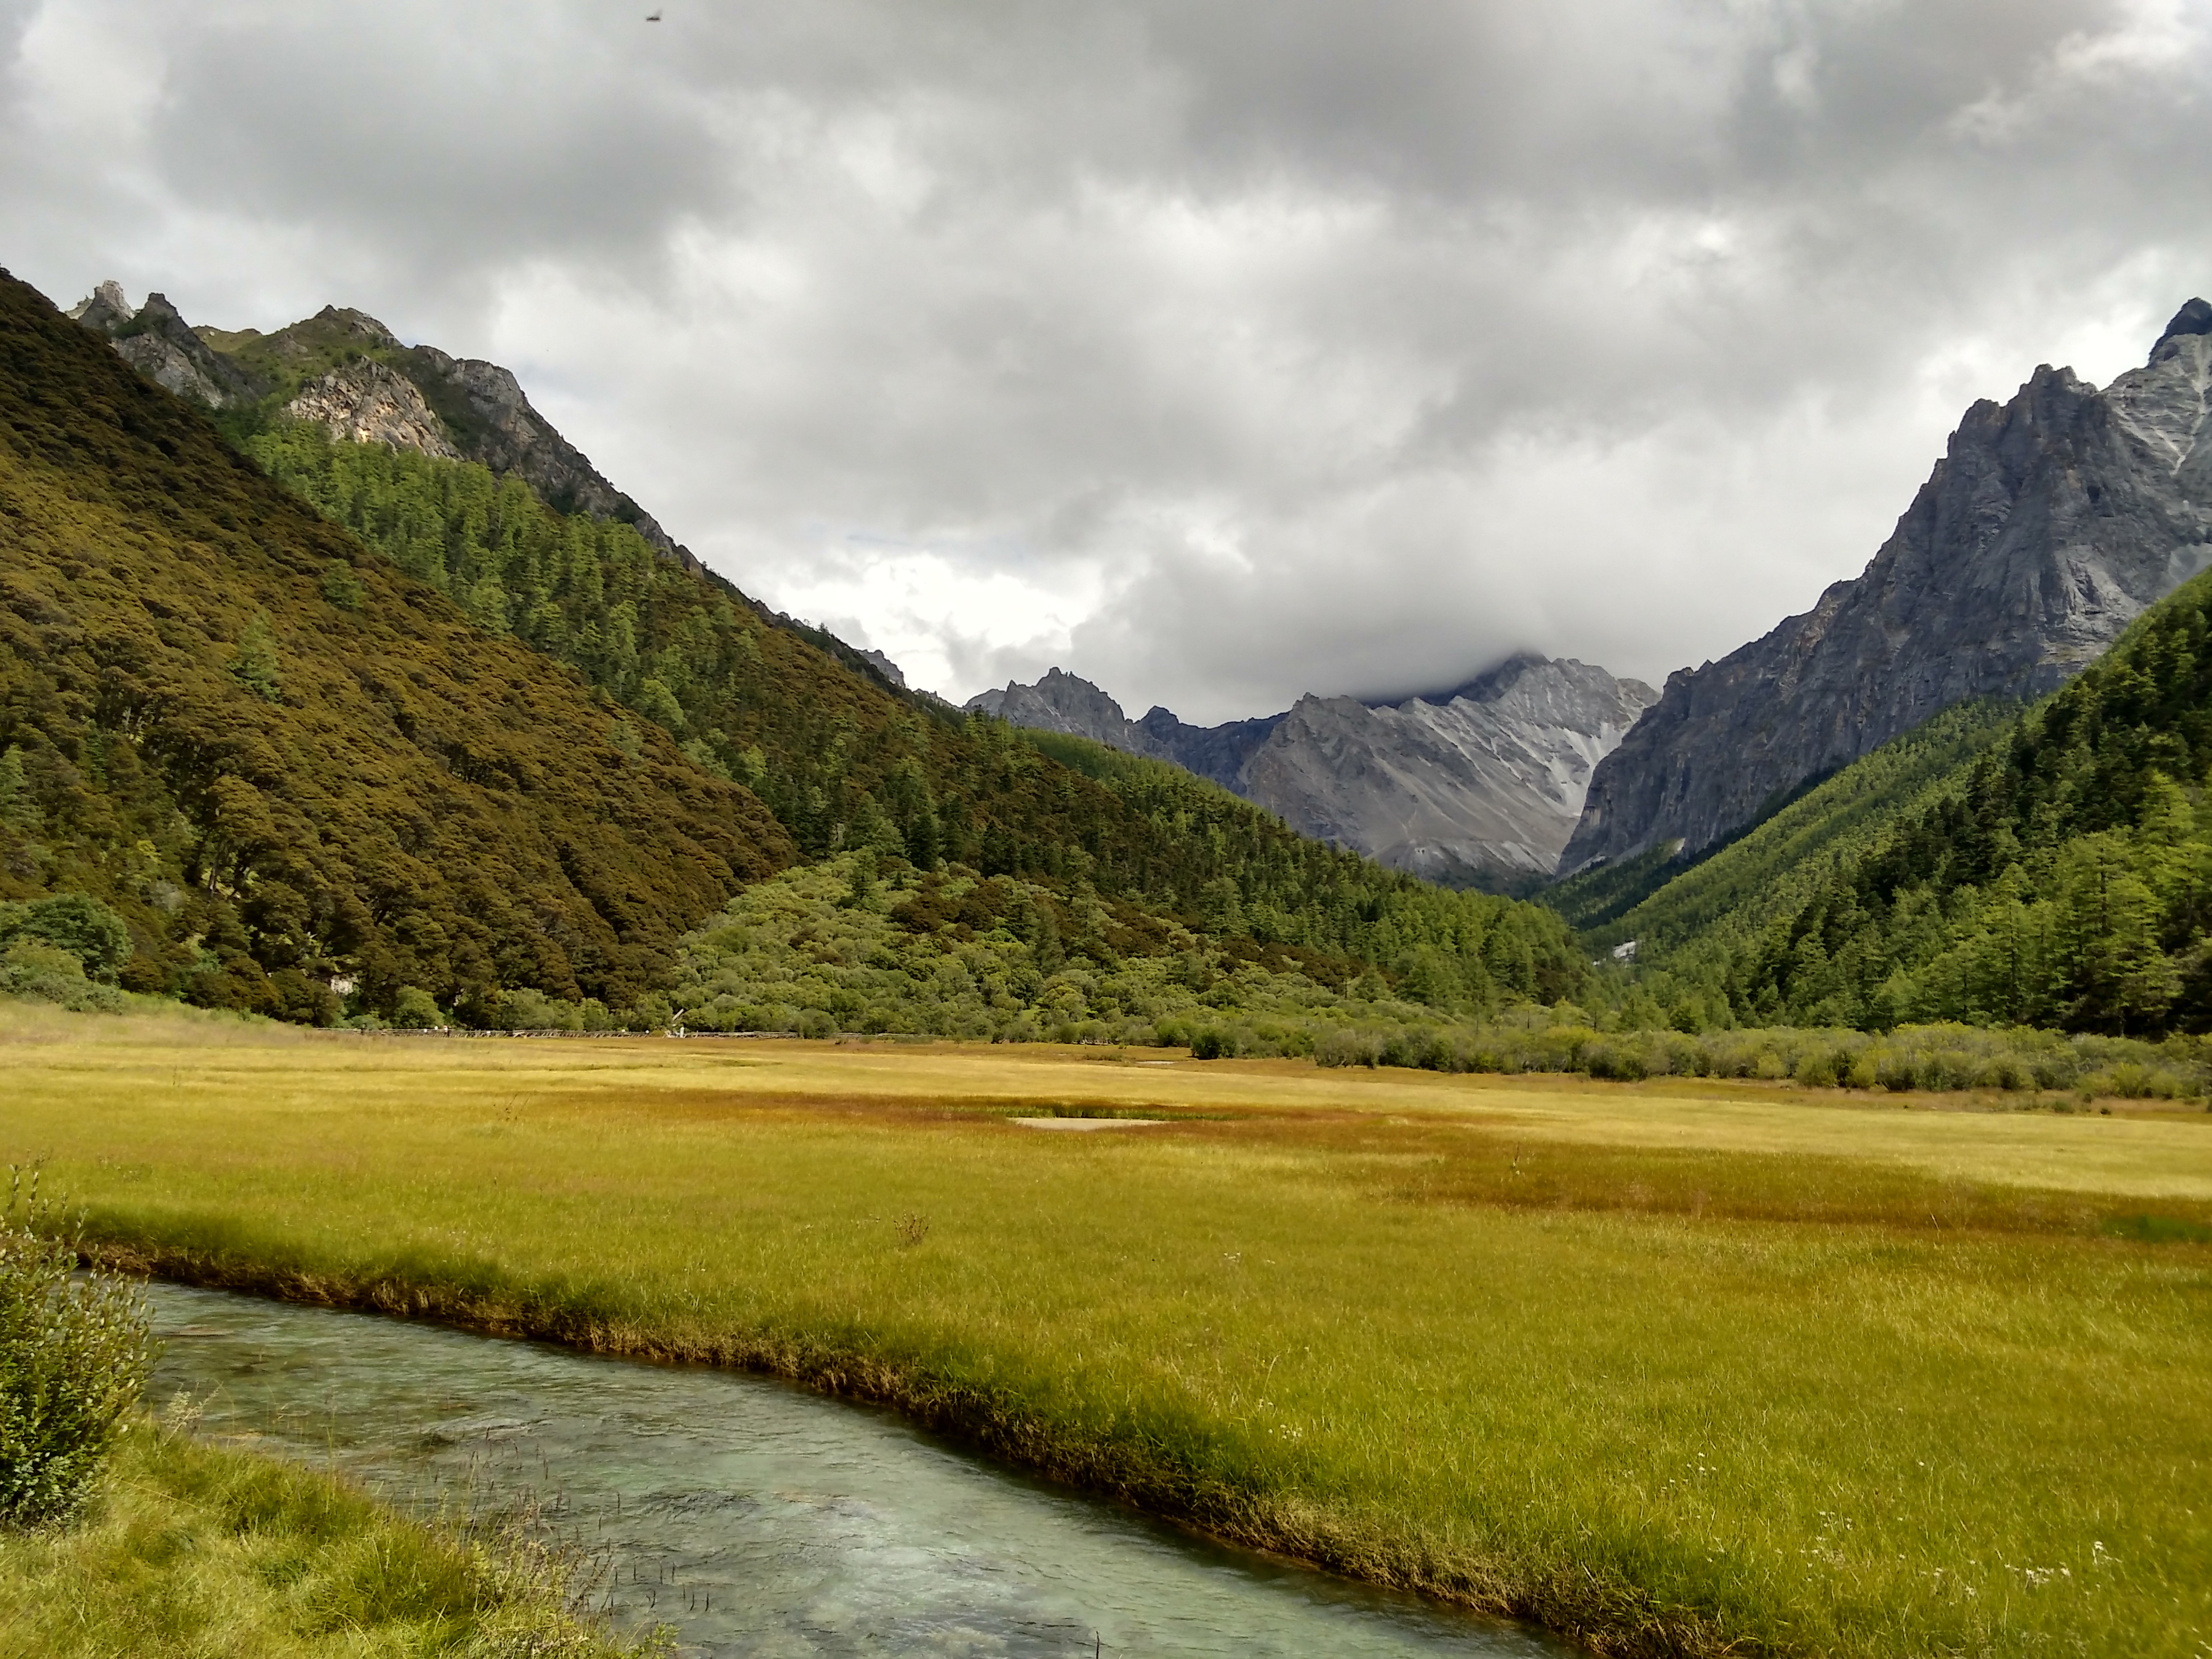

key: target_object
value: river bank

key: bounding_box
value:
[0,1413,631,1656]
[12,1004,2210,1656]
[144,1279,1559,1657]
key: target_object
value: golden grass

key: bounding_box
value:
[0,1419,630,1657]
[10,1002,2212,1657]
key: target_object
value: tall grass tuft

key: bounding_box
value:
[0,1167,155,1527]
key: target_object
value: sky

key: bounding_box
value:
[4,1,2209,722]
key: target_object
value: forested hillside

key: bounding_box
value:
[5,269,1583,1024]
[0,267,792,1023]
[1554,702,2017,945]
[235,418,1585,1006]
[1608,565,2212,1036]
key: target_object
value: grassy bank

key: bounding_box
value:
[0,1415,633,1657]
[8,1000,2210,1656]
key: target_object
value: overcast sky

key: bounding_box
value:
[4,1,2209,720]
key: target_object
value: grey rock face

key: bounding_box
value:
[855,648,907,689]
[285,361,459,459]
[962,670,1283,790]
[74,286,266,409]
[1238,657,1656,882]
[81,285,701,573]
[968,668,1150,746]
[67,279,136,333]
[966,656,1655,882]
[1133,705,1285,793]
[1564,301,2212,873]
[112,330,229,406]
[394,343,686,563]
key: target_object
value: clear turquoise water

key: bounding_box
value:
[146,1284,1568,1658]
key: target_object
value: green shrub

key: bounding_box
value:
[2081,1061,2187,1101]
[0,894,133,985]
[1875,1053,1920,1092]
[390,986,442,1029]
[0,1172,155,1527]
[1312,1029,1379,1068]
[1189,1026,1236,1060]
[1302,1012,2212,1100]
[1793,1050,1838,1088]
[0,942,125,1013]
[488,987,617,1032]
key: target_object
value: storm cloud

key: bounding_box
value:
[4,1,2208,719]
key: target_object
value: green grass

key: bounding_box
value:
[7,1000,2211,1657]
[0,1418,634,1657]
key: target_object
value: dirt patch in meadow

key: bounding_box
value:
[540,1077,2212,1244]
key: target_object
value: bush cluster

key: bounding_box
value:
[667,855,1548,1050]
[0,1172,155,1528]
[0,892,133,1014]
[1314,1011,2209,1099]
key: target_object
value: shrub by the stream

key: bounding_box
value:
[0,1171,155,1527]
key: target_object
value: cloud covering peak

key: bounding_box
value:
[6,0,2208,719]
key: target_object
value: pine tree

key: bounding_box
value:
[229,613,283,702]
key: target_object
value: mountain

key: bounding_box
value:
[1602,558,2212,1036]
[968,666,1161,751]
[967,656,1656,885]
[78,284,690,562]
[1564,299,2212,875]
[69,283,265,409]
[10,268,794,1024]
[1550,699,2016,953]
[18,269,1587,1019]
[78,280,1648,896]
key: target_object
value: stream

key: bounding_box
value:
[147,1283,1567,1658]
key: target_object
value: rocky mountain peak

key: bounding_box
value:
[69,281,266,409]
[305,304,399,348]
[135,291,189,330]
[66,279,135,331]
[2157,297,2212,354]
[967,656,1655,886]
[1564,301,2212,874]
[855,649,907,689]
[966,667,1135,739]
[73,281,702,572]
[1416,653,1658,737]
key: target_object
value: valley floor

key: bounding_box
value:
[9,1001,2210,1656]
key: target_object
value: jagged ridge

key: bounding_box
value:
[77,285,692,563]
[1565,299,2212,873]
[968,657,1656,885]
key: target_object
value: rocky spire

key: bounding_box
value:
[2155,297,2212,355]
[66,279,135,332]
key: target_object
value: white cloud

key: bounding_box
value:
[3,0,2208,720]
